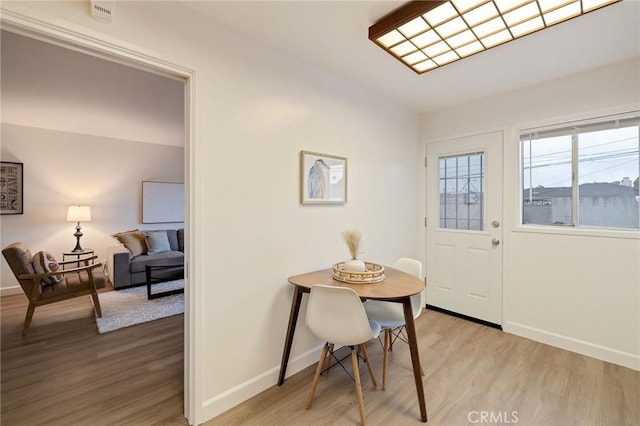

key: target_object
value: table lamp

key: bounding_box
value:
[66,205,91,252]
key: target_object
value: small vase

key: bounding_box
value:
[343,258,366,272]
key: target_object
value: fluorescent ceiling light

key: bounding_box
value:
[456,40,484,57]
[369,0,621,74]
[390,40,418,56]
[411,30,441,48]
[494,0,533,13]
[423,40,450,57]
[403,50,429,64]
[399,16,430,37]
[463,2,499,26]
[473,16,506,38]
[503,2,540,26]
[452,0,487,14]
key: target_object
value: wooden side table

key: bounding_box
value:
[62,249,94,269]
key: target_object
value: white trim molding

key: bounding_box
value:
[504,321,640,371]
[0,286,23,297]
[202,344,323,421]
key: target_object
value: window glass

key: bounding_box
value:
[578,127,639,228]
[521,112,640,229]
[522,135,572,225]
[439,153,484,230]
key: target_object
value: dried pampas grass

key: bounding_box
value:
[342,229,362,260]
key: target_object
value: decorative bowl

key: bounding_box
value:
[332,262,385,284]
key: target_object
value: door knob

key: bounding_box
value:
[491,238,500,246]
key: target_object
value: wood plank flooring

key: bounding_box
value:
[208,310,639,426]
[2,290,638,426]
[1,288,187,426]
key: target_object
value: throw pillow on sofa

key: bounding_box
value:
[144,231,172,255]
[32,251,62,285]
[112,229,147,257]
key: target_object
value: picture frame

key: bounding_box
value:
[0,161,24,215]
[142,181,184,223]
[300,151,347,205]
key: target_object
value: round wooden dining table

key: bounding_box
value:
[278,266,428,422]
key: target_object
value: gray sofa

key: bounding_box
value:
[107,229,184,289]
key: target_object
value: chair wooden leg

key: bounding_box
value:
[350,348,366,426]
[359,343,377,388]
[91,291,102,318]
[22,302,36,336]
[382,328,390,391]
[306,344,328,410]
[324,343,334,374]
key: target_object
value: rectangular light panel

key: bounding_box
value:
[369,0,621,74]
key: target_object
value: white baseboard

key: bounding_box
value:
[1,286,22,297]
[202,344,322,422]
[504,321,640,371]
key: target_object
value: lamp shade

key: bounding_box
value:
[66,205,91,222]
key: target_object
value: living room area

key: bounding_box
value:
[0,28,186,293]
[0,28,188,422]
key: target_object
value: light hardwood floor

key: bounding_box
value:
[208,310,639,426]
[2,291,638,426]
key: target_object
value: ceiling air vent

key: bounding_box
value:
[90,1,115,23]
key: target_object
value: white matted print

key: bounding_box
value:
[300,151,347,205]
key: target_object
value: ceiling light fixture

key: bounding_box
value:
[369,0,621,74]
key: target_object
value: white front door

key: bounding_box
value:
[425,131,503,325]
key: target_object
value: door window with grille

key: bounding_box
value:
[439,152,484,231]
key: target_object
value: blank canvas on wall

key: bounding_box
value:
[142,181,184,223]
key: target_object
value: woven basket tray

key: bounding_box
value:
[332,262,385,284]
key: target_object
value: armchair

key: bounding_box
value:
[2,242,106,336]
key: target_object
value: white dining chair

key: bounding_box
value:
[364,258,425,390]
[305,284,381,426]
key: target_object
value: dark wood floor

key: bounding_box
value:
[1,288,186,426]
[2,289,638,426]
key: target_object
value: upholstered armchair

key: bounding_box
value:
[2,242,106,336]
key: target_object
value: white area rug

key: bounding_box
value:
[96,280,184,334]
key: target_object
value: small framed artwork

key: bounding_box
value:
[300,151,347,205]
[0,161,24,215]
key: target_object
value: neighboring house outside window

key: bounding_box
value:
[521,112,640,230]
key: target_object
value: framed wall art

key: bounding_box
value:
[142,181,184,223]
[0,161,24,215]
[300,151,347,205]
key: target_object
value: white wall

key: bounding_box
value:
[0,123,185,295]
[420,58,640,371]
[1,29,185,147]
[1,2,420,424]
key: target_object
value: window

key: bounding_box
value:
[439,152,484,230]
[521,112,640,229]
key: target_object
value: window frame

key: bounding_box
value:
[518,110,640,236]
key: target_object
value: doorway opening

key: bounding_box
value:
[1,16,196,424]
